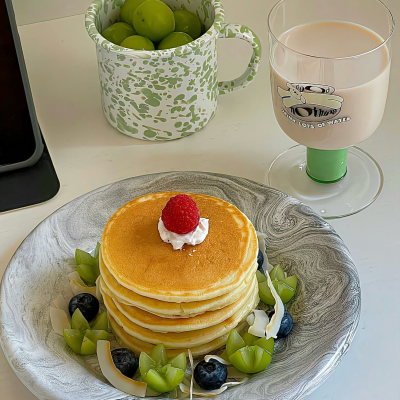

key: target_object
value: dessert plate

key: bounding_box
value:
[0,172,360,400]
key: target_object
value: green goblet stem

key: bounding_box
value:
[306,148,348,184]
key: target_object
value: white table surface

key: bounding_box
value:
[1,0,399,399]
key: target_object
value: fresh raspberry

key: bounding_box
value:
[161,194,200,234]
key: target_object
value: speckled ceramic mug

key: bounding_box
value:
[85,0,261,140]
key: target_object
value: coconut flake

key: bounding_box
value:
[204,355,231,366]
[51,294,70,318]
[70,279,97,297]
[50,307,70,335]
[179,378,248,397]
[188,349,194,400]
[247,310,269,337]
[68,271,84,285]
[265,271,284,339]
[97,340,147,397]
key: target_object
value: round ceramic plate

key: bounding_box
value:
[0,172,360,400]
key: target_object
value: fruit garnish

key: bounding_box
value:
[92,311,108,331]
[173,9,201,40]
[268,310,294,339]
[80,335,97,355]
[51,294,70,317]
[71,308,90,332]
[132,0,175,42]
[85,329,109,345]
[257,264,297,305]
[194,359,227,390]
[158,32,193,50]
[121,35,155,50]
[112,348,139,378]
[77,264,97,286]
[120,0,147,26]
[139,343,186,392]
[75,244,101,286]
[180,353,248,397]
[225,329,274,374]
[75,248,97,266]
[98,340,147,397]
[101,22,136,45]
[69,293,99,322]
[246,309,269,337]
[63,329,84,353]
[161,194,200,234]
[50,307,70,335]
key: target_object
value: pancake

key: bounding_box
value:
[101,192,258,302]
[110,277,257,332]
[100,253,257,318]
[109,315,247,357]
[102,287,259,348]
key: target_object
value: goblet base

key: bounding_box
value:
[266,145,383,219]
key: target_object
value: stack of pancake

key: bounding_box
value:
[99,192,259,357]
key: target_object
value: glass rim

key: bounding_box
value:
[267,0,395,61]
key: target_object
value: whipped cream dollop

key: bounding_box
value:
[158,218,209,250]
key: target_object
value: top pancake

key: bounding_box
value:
[101,192,258,302]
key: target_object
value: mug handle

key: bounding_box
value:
[217,23,262,95]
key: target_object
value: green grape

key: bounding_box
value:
[169,352,186,371]
[132,0,175,42]
[253,337,274,355]
[257,265,298,305]
[84,329,109,345]
[91,311,108,331]
[93,242,101,278]
[258,280,276,305]
[120,0,148,25]
[120,35,155,50]
[77,264,97,286]
[256,270,266,283]
[157,32,193,50]
[149,343,169,365]
[75,248,97,267]
[80,336,96,355]
[139,344,186,393]
[71,308,90,332]
[228,345,272,374]
[101,22,136,45]
[173,10,201,40]
[270,264,285,281]
[63,329,84,353]
[242,332,258,346]
[226,329,245,358]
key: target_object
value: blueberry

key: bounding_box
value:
[267,309,293,339]
[194,360,227,391]
[257,250,264,271]
[68,293,99,322]
[111,348,139,378]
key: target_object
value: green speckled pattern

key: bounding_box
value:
[85,0,262,140]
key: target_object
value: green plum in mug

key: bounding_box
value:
[132,0,175,42]
[101,22,136,45]
[120,0,148,25]
[173,9,201,39]
[121,35,155,50]
[158,32,193,50]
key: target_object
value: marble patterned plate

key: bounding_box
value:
[0,172,360,400]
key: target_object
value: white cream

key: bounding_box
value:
[158,218,209,250]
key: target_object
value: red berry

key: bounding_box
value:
[161,194,200,234]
